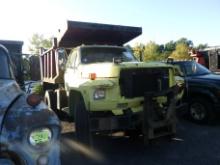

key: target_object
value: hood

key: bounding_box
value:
[190,73,220,82]
[80,61,171,78]
[0,80,23,129]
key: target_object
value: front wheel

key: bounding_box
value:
[189,97,214,123]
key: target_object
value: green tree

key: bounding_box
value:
[132,43,145,61]
[162,41,176,59]
[28,33,52,54]
[196,43,208,50]
[176,37,193,47]
[170,43,192,60]
[143,41,162,61]
[159,44,165,53]
[22,57,31,80]
[164,40,176,52]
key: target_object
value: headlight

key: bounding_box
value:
[93,88,105,100]
[29,128,52,148]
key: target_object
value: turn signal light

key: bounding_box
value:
[26,93,42,107]
[89,73,96,80]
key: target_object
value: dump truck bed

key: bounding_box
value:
[57,20,142,47]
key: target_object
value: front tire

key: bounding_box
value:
[74,95,91,145]
[189,97,214,123]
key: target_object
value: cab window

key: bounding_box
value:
[66,50,77,68]
[0,49,11,79]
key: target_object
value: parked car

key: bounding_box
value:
[0,44,61,165]
[170,60,220,123]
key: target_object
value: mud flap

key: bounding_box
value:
[142,86,178,144]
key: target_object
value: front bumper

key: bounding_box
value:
[88,86,179,142]
[89,110,142,132]
[0,141,60,165]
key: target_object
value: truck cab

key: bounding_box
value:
[64,45,138,91]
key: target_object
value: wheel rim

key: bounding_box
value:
[190,102,206,121]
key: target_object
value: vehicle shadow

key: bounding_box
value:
[60,119,220,165]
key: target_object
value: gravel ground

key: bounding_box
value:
[60,119,220,165]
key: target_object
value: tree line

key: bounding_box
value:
[28,34,208,61]
[130,38,208,61]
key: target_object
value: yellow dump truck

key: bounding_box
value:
[40,20,184,145]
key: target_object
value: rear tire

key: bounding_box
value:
[189,97,214,123]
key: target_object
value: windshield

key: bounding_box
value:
[177,61,211,76]
[0,49,11,79]
[81,47,137,64]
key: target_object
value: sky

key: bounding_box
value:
[0,0,220,53]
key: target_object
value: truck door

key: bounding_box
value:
[64,50,78,87]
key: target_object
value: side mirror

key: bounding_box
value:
[57,48,67,71]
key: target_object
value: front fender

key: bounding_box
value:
[68,79,116,110]
[0,95,60,165]
[189,88,218,103]
[0,158,15,164]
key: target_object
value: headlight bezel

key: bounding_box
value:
[28,127,53,149]
[93,88,106,100]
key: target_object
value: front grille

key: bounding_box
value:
[119,68,169,98]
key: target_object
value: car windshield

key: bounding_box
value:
[81,47,137,64]
[0,49,11,79]
[177,61,211,76]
